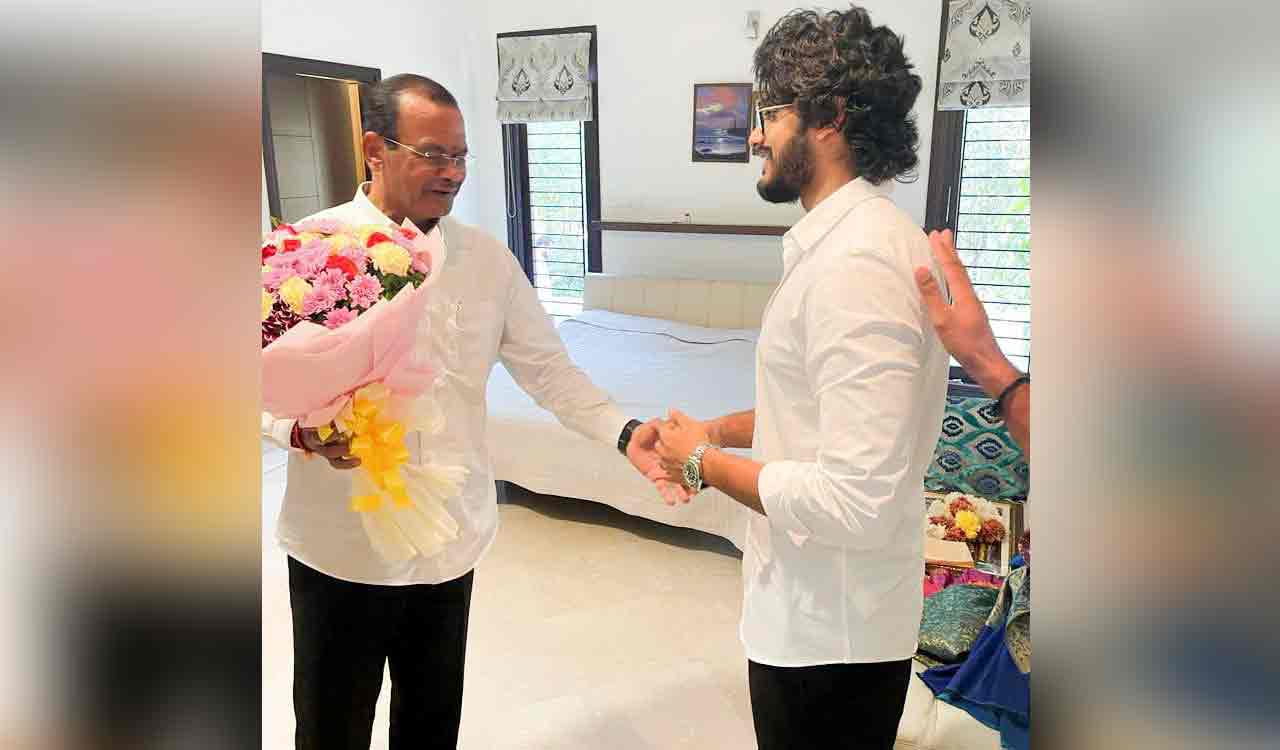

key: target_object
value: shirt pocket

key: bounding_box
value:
[430,296,504,386]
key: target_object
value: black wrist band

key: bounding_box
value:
[995,375,1030,418]
[617,419,642,455]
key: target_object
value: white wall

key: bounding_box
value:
[262,0,941,282]
[465,0,941,282]
[261,0,487,225]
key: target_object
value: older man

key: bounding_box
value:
[262,74,671,749]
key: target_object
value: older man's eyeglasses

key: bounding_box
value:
[383,137,473,170]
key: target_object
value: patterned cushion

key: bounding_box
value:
[925,396,1029,500]
[917,584,1000,663]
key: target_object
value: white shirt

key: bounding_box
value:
[262,184,629,585]
[743,178,949,666]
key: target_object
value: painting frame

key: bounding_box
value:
[691,82,754,163]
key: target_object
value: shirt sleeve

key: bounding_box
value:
[758,240,928,550]
[495,251,630,446]
[262,411,298,451]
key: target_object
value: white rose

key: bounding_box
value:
[926,523,947,539]
[928,499,950,519]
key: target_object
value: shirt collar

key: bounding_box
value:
[784,177,891,260]
[351,182,453,245]
[351,182,394,225]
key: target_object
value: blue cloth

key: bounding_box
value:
[920,567,1029,750]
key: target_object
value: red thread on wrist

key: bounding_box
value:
[290,422,307,451]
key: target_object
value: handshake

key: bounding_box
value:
[625,410,721,506]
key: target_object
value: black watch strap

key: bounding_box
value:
[994,374,1030,417]
[617,419,643,455]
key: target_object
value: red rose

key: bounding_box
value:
[398,227,418,240]
[325,254,359,279]
[928,515,955,528]
[261,244,278,262]
[281,238,301,253]
[366,232,392,248]
[944,525,967,542]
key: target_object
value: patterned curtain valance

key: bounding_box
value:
[937,0,1030,110]
[496,32,592,123]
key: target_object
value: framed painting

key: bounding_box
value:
[692,83,753,163]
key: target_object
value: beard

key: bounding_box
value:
[756,133,814,204]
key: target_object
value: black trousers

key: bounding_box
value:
[748,658,912,750]
[288,556,474,750]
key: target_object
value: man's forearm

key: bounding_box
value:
[967,355,1029,456]
[1000,385,1029,457]
[701,449,765,516]
[709,409,755,449]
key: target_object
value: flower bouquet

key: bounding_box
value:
[261,217,466,564]
[925,492,1008,565]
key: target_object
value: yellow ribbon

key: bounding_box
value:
[332,386,415,513]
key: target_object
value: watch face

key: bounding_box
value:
[683,461,698,489]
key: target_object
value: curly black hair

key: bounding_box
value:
[753,6,922,184]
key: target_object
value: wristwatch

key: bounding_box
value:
[617,419,642,455]
[682,443,715,492]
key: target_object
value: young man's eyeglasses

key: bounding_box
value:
[382,137,473,170]
[755,102,794,131]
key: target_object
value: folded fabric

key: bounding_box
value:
[921,566,1030,750]
[917,583,999,663]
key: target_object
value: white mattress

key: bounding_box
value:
[485,310,757,550]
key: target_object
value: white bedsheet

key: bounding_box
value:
[485,310,758,550]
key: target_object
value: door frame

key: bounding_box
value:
[261,54,381,221]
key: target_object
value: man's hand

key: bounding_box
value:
[626,419,692,505]
[914,229,1018,389]
[294,425,361,470]
[656,410,711,487]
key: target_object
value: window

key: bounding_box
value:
[499,27,602,326]
[925,17,1031,379]
[527,120,589,323]
[952,106,1030,373]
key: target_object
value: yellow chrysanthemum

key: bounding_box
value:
[327,235,351,254]
[368,241,411,276]
[262,290,275,321]
[278,276,312,315]
[954,510,981,540]
[296,232,322,244]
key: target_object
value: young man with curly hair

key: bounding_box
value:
[648,6,950,747]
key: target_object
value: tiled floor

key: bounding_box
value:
[262,456,757,749]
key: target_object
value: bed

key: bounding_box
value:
[485,274,777,550]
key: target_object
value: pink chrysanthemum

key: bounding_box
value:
[302,287,337,316]
[263,266,297,291]
[314,268,348,291]
[338,244,369,272]
[323,306,358,329]
[294,247,329,278]
[346,274,383,309]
